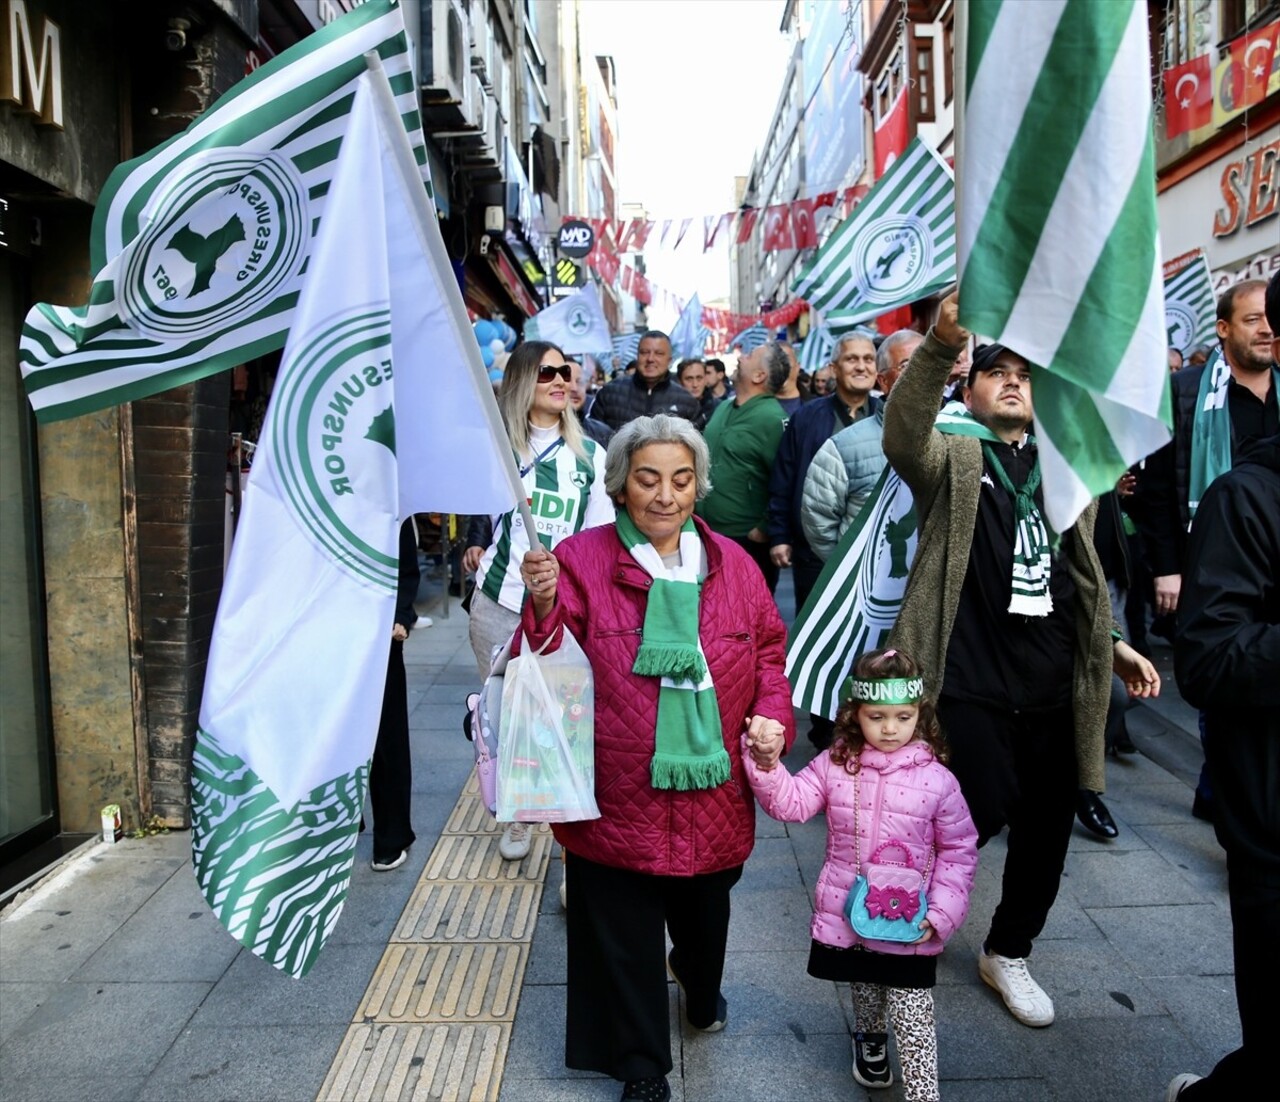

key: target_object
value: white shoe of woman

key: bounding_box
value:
[498,822,531,860]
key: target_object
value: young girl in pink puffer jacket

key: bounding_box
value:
[744,648,978,1102]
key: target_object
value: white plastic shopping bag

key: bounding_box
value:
[496,629,599,823]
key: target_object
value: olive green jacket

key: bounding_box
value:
[882,331,1112,793]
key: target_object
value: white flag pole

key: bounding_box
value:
[363,53,538,538]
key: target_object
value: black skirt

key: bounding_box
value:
[808,940,937,989]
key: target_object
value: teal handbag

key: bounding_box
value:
[843,773,932,944]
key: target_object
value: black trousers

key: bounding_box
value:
[937,697,1077,960]
[369,641,415,858]
[564,852,743,1081]
[790,545,825,618]
[730,535,779,594]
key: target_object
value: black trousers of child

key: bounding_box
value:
[564,851,742,1081]
[937,697,1077,960]
[369,640,415,859]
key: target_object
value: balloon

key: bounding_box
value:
[488,368,504,384]
[481,344,495,368]
[473,319,498,346]
[489,337,505,357]
[501,322,517,350]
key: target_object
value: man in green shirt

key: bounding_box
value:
[698,342,791,593]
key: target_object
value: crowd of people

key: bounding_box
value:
[376,274,1276,1102]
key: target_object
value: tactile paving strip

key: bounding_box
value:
[316,1022,508,1102]
[357,942,526,1023]
[320,769,554,1101]
[395,881,541,943]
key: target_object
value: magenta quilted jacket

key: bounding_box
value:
[744,741,978,955]
[519,517,796,877]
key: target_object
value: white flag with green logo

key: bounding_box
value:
[191,70,519,978]
[524,283,613,353]
[958,0,1171,533]
[1163,252,1216,355]
[20,0,426,423]
[792,138,955,325]
[787,405,993,717]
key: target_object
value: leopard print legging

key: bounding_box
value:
[852,982,939,1102]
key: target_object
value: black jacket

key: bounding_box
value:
[1142,363,1279,575]
[395,519,422,633]
[589,372,701,431]
[1175,434,1280,871]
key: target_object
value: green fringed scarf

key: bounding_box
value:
[615,510,729,792]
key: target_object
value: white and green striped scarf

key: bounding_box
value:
[615,511,728,792]
[946,403,1053,617]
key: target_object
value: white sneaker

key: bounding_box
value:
[414,615,433,629]
[1165,1073,1203,1100]
[558,870,567,910]
[498,822,531,860]
[370,849,408,872]
[978,949,1055,1027]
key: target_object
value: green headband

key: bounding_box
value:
[840,676,925,706]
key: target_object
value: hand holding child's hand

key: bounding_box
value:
[911,919,934,945]
[744,716,785,771]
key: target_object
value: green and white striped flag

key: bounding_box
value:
[958,0,1171,533]
[792,137,955,326]
[799,324,835,374]
[192,69,521,978]
[787,405,993,718]
[20,0,426,423]
[1163,252,1216,355]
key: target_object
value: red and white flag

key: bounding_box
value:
[1162,55,1213,138]
[874,87,910,178]
[762,204,794,251]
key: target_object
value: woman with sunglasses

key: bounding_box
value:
[464,340,615,860]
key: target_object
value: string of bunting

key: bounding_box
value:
[571,182,870,258]
[584,245,808,337]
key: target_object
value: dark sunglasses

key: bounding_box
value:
[536,364,573,383]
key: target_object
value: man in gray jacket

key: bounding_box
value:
[801,330,922,558]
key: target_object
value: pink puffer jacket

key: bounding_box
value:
[743,741,978,955]
[519,517,795,877]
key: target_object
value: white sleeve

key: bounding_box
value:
[582,443,617,529]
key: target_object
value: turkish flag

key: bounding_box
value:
[792,199,818,249]
[1163,55,1214,137]
[762,204,794,251]
[1233,21,1278,107]
[633,272,652,305]
[874,88,910,179]
[621,266,633,293]
[735,208,761,245]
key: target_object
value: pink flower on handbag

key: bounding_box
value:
[865,884,920,922]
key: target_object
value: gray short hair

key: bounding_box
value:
[877,329,922,374]
[835,331,876,359]
[761,343,791,394]
[604,415,713,500]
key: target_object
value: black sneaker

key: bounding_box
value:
[620,1077,670,1102]
[852,1031,893,1089]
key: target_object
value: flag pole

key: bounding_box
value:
[363,53,538,538]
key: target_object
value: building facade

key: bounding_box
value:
[1,0,611,885]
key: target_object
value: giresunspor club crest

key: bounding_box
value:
[120,151,308,340]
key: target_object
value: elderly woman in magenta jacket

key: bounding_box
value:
[518,414,795,1102]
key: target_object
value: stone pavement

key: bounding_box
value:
[0,590,1234,1102]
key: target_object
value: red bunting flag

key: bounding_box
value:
[735,208,761,245]
[762,204,794,251]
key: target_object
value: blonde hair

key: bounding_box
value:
[497,340,589,462]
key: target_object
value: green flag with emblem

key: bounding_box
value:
[19,0,428,423]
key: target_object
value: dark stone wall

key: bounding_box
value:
[125,0,256,826]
